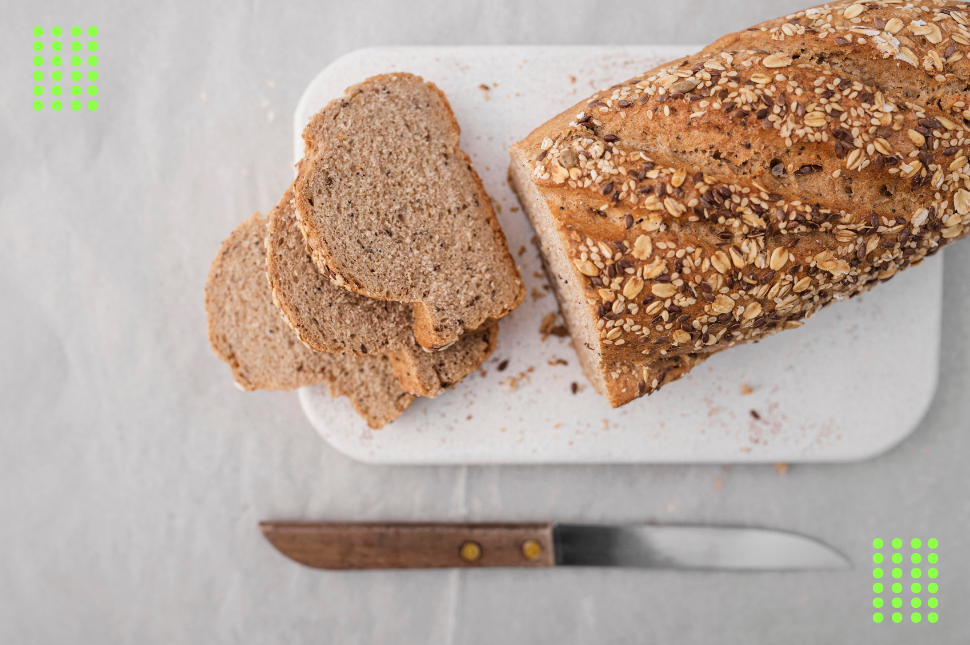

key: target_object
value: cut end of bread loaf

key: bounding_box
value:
[294,72,524,350]
[266,184,414,355]
[204,212,413,428]
[389,324,498,397]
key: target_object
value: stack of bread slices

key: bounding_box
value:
[205,73,524,428]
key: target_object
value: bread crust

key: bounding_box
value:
[511,0,970,407]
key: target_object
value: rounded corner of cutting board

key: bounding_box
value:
[296,387,389,465]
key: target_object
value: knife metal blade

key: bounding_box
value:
[260,522,849,571]
[553,524,849,570]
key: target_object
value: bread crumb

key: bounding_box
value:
[510,206,519,212]
[531,287,547,300]
[602,419,609,430]
[518,245,527,256]
[548,357,568,366]
[540,312,570,340]
[568,74,576,84]
[740,446,751,453]
[499,371,531,393]
[775,463,789,475]
[497,359,509,372]
[741,383,754,395]
[479,83,490,90]
[495,204,502,213]
[570,382,584,394]
[750,409,761,420]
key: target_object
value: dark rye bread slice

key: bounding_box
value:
[266,183,499,397]
[204,212,413,428]
[293,73,525,350]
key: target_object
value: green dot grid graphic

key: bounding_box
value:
[31,26,98,111]
[873,539,938,625]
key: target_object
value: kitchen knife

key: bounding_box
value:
[259,522,849,570]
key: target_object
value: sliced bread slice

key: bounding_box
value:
[265,184,413,356]
[266,183,498,397]
[293,73,524,350]
[389,324,498,398]
[204,212,413,428]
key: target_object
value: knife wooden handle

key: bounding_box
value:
[259,522,556,569]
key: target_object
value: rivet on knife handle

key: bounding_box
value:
[259,522,556,569]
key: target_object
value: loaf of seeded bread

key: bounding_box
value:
[510,0,970,407]
[265,184,497,397]
[293,73,525,350]
[205,213,414,428]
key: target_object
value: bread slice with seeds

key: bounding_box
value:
[510,0,970,407]
[205,212,413,428]
[265,184,498,397]
[293,73,524,350]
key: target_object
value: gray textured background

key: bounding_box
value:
[1,0,968,642]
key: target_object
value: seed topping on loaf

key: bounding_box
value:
[514,0,970,404]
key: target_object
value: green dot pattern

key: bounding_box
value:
[872,538,939,626]
[32,26,99,113]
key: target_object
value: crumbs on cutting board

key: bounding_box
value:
[540,312,569,341]
[750,409,761,420]
[518,245,526,256]
[531,287,548,300]
[570,382,584,394]
[497,359,509,372]
[500,367,534,393]
[741,383,754,396]
[775,463,790,475]
[547,357,568,366]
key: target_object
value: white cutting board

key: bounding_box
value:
[293,46,942,465]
